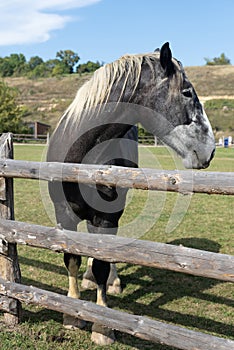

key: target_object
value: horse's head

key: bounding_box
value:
[136,42,215,169]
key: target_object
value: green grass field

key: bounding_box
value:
[0,145,234,350]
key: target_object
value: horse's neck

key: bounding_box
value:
[48,80,141,164]
[63,122,132,164]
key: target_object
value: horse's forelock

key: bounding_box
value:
[168,58,184,99]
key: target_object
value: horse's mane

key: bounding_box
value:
[54,52,182,133]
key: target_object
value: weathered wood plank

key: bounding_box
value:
[0,278,233,350]
[0,295,18,315]
[0,158,233,195]
[0,133,21,324]
[0,219,233,282]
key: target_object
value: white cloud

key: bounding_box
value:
[0,0,101,46]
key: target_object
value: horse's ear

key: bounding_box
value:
[160,42,175,76]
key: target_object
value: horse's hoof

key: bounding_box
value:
[63,314,86,330]
[91,324,115,345]
[107,283,122,294]
[81,278,96,290]
[107,278,122,294]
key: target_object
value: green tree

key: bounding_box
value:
[51,62,70,76]
[28,56,44,70]
[27,64,46,78]
[205,53,231,65]
[9,53,27,75]
[0,81,29,133]
[45,59,61,71]
[56,50,80,73]
[0,58,14,77]
[76,60,103,74]
[0,54,27,77]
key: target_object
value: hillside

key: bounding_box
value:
[4,74,91,130]
[185,65,234,97]
[4,65,234,133]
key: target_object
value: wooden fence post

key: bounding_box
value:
[0,133,21,324]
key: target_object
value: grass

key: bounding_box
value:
[0,145,234,349]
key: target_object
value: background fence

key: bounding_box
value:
[0,133,233,349]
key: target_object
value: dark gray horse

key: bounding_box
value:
[47,42,215,345]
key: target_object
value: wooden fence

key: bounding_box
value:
[0,133,233,349]
[3,133,48,143]
[12,134,154,145]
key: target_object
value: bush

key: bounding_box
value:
[204,53,231,65]
[0,81,30,133]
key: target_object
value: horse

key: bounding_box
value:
[47,42,215,345]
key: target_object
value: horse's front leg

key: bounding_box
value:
[86,218,116,345]
[53,201,86,329]
[91,258,116,345]
[63,253,86,329]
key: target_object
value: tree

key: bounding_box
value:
[56,50,80,73]
[76,60,103,74]
[205,53,231,65]
[51,62,70,76]
[9,53,27,75]
[27,63,48,78]
[0,54,27,77]
[28,56,44,70]
[26,56,45,78]
[44,59,61,71]
[0,81,29,133]
[0,58,14,77]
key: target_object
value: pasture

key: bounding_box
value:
[0,144,233,350]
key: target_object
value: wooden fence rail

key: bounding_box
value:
[0,277,233,350]
[0,219,233,282]
[0,158,233,195]
[12,134,48,143]
[0,133,233,349]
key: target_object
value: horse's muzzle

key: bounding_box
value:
[183,147,216,169]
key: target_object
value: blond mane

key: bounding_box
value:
[55,52,182,133]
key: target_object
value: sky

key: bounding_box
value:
[0,0,233,67]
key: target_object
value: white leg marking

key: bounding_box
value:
[96,285,107,307]
[63,257,86,329]
[67,257,80,299]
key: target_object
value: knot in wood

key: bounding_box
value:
[30,168,36,175]
[179,262,188,269]
[169,176,177,186]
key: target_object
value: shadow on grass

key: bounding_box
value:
[115,268,233,336]
[21,276,67,296]
[15,237,233,349]
[19,256,67,276]
[168,237,221,252]
[113,237,234,340]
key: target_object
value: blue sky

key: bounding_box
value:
[0,0,233,67]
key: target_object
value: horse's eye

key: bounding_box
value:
[182,89,193,98]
